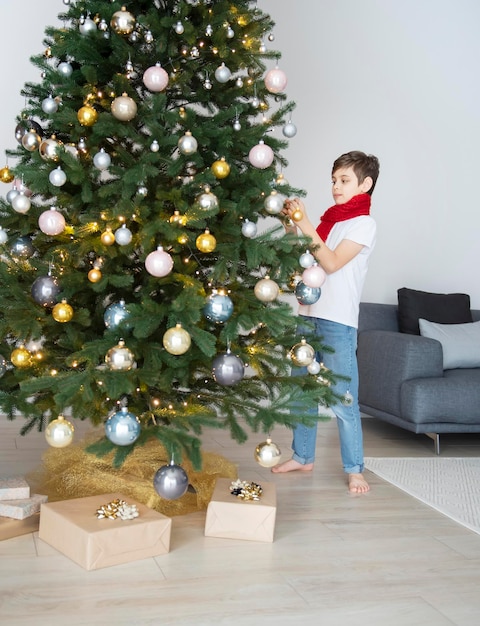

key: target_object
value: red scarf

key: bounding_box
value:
[316,193,371,242]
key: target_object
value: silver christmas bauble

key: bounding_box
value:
[0,228,7,244]
[111,9,136,35]
[212,351,245,386]
[254,438,282,468]
[0,353,7,377]
[264,191,284,215]
[105,340,135,371]
[11,236,34,258]
[153,461,189,500]
[41,95,59,114]
[39,138,60,161]
[178,131,198,155]
[289,339,315,367]
[299,251,315,268]
[6,188,19,204]
[31,275,60,307]
[104,300,130,329]
[197,189,219,211]
[79,17,97,35]
[307,360,321,375]
[21,130,41,151]
[215,63,231,83]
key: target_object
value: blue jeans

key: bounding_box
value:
[291,316,364,474]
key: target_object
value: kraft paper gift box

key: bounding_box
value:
[38,492,172,571]
[0,476,30,501]
[0,514,40,541]
[205,478,277,543]
[0,494,48,520]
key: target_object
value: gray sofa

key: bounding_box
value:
[357,302,480,453]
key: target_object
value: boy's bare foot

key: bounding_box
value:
[348,472,370,494]
[271,459,314,473]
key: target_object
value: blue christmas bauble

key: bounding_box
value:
[104,300,130,329]
[153,462,189,500]
[295,281,321,305]
[212,351,245,386]
[105,407,141,446]
[204,292,234,323]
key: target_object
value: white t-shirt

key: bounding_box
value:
[298,215,376,328]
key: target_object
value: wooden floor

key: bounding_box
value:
[1,415,480,626]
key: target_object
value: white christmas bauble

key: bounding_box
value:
[307,360,321,375]
[302,263,327,288]
[241,219,257,238]
[264,67,288,94]
[115,224,133,246]
[6,188,19,204]
[178,131,198,155]
[215,63,231,83]
[174,20,184,34]
[38,208,66,235]
[41,95,59,114]
[249,141,274,169]
[264,191,284,215]
[143,64,169,92]
[254,277,279,302]
[299,251,315,268]
[49,167,67,187]
[197,189,218,211]
[150,140,160,152]
[11,193,31,214]
[145,246,174,277]
[57,61,73,78]
[0,227,8,244]
[111,94,137,121]
[93,148,111,170]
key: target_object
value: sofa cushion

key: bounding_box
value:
[419,318,480,369]
[397,287,472,334]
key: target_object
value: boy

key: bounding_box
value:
[272,151,380,494]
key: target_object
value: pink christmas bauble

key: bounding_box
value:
[145,246,174,277]
[38,208,66,235]
[302,264,327,288]
[14,179,32,197]
[143,64,169,92]
[264,67,288,94]
[248,141,274,169]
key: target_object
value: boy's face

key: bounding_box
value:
[331,166,372,205]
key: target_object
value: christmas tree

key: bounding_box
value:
[0,0,340,477]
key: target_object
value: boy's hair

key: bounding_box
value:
[332,151,380,195]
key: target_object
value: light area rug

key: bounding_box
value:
[364,457,480,535]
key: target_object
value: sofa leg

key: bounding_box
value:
[426,432,440,455]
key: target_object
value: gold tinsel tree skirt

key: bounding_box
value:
[27,435,238,517]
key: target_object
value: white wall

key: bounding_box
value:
[2,0,480,306]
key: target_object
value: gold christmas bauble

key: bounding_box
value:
[101,228,116,246]
[77,104,98,126]
[11,346,31,368]
[291,209,303,222]
[52,299,74,323]
[211,157,230,179]
[169,211,187,225]
[45,415,74,448]
[289,339,315,367]
[254,438,282,468]
[88,268,102,283]
[196,230,216,253]
[162,324,192,355]
[105,340,135,371]
[0,166,14,183]
[110,9,136,35]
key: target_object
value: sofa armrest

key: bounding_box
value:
[357,330,444,417]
